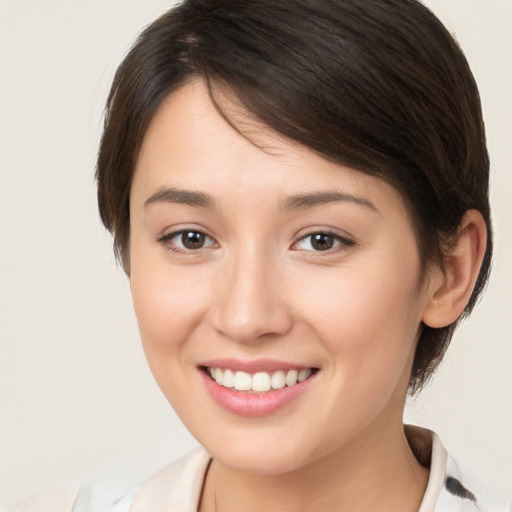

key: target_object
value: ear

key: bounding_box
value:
[422,210,487,328]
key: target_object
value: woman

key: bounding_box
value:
[10,0,509,511]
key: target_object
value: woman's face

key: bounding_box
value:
[129,81,434,474]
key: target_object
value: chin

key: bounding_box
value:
[213,446,309,475]
[195,425,320,475]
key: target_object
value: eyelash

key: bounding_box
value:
[291,230,356,253]
[157,229,356,255]
[157,229,217,255]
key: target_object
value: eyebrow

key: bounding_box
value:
[144,187,377,213]
[282,191,378,212]
[144,187,216,209]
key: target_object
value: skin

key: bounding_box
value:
[128,80,486,512]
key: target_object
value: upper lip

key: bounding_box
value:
[199,358,316,373]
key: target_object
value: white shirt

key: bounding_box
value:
[10,427,510,512]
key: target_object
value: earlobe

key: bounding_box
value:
[422,210,487,328]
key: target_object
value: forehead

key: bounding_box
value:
[131,80,407,220]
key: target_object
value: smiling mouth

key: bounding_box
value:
[202,366,318,393]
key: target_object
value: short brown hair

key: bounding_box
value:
[96,0,492,393]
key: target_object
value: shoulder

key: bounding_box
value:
[8,448,210,512]
[10,479,136,512]
[130,446,211,512]
[406,425,510,512]
[435,451,511,512]
[423,428,510,512]
[73,447,210,512]
[9,488,78,512]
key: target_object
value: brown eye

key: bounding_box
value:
[161,229,216,252]
[181,231,206,249]
[293,231,355,253]
[310,233,335,251]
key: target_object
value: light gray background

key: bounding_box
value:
[1,0,510,508]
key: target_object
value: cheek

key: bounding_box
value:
[129,261,214,422]
[298,264,421,342]
[129,251,210,365]
[292,254,423,385]
[295,267,422,436]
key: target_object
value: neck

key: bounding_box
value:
[199,419,429,512]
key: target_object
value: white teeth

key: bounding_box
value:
[234,371,252,391]
[207,367,314,392]
[214,368,223,384]
[252,372,271,392]
[285,369,298,387]
[298,368,312,382]
[223,369,235,388]
[271,370,286,389]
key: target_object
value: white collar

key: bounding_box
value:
[130,426,506,512]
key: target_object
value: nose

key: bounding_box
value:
[211,250,293,345]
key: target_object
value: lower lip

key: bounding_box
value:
[200,369,316,417]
